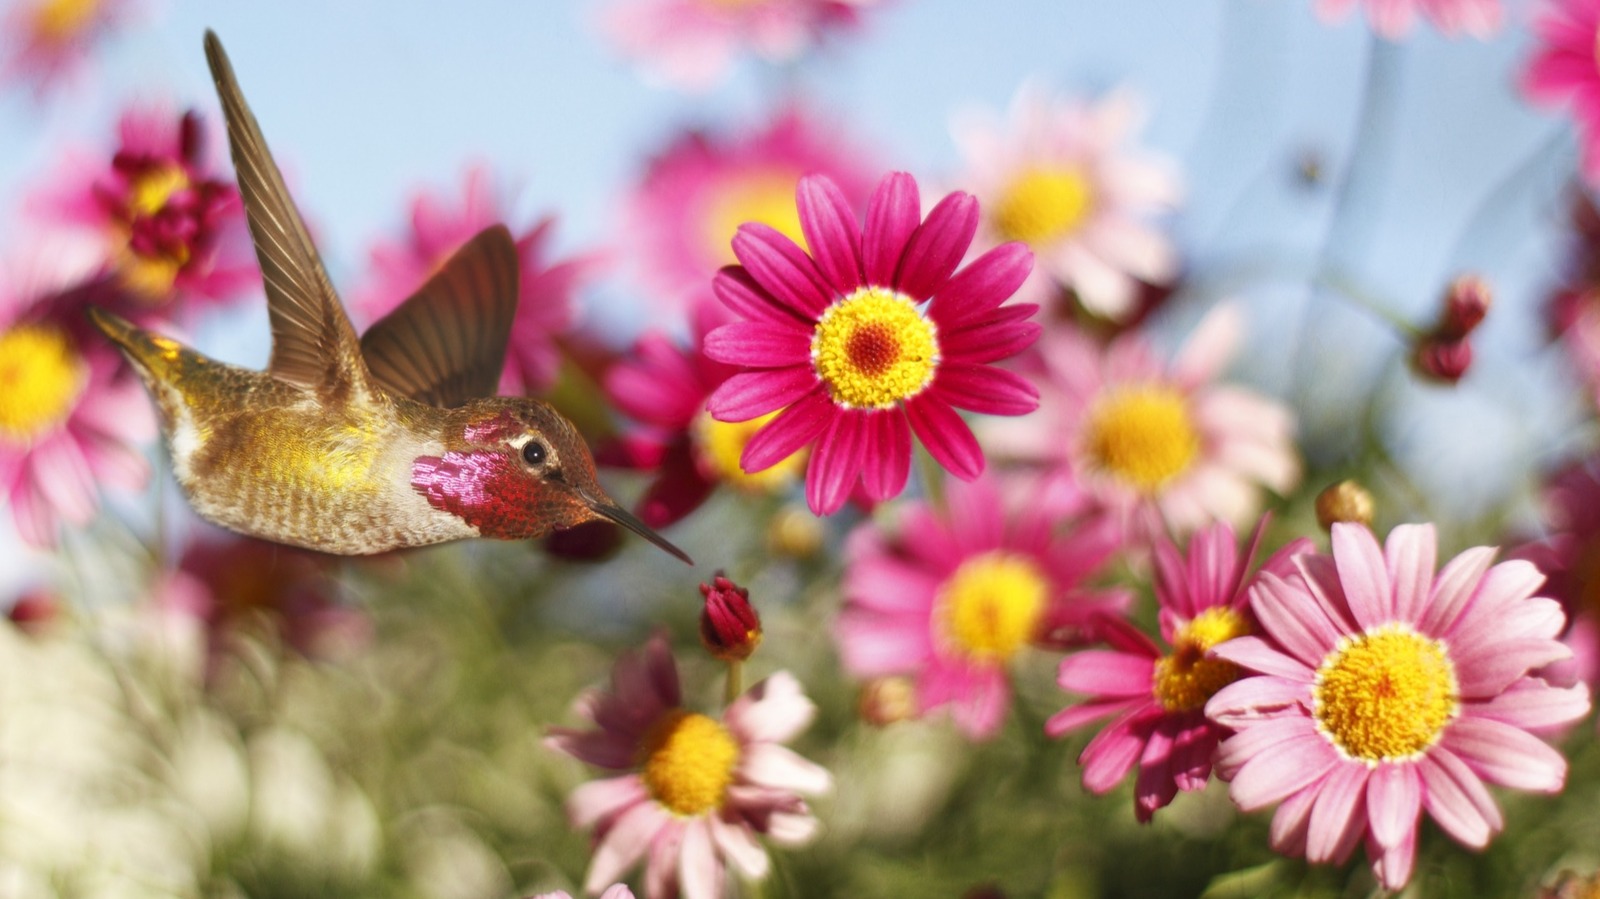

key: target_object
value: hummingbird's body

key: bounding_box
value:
[91,33,691,563]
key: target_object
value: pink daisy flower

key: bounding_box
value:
[625,107,877,315]
[953,84,1181,321]
[597,0,876,91]
[703,171,1041,516]
[603,300,807,528]
[354,165,598,395]
[1315,0,1501,39]
[0,239,154,547]
[0,0,131,98]
[28,106,255,316]
[1527,0,1600,186]
[1047,519,1314,821]
[1206,523,1590,891]
[835,473,1132,740]
[984,304,1300,546]
[546,636,829,899]
[1511,455,1600,689]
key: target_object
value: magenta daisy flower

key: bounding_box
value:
[1511,454,1600,689]
[0,240,154,547]
[1315,0,1501,39]
[1047,520,1314,821]
[0,0,131,98]
[1206,523,1591,891]
[597,0,876,91]
[954,84,1182,321]
[603,301,807,527]
[1525,0,1600,185]
[546,636,829,899]
[625,107,877,315]
[28,106,255,315]
[704,171,1041,516]
[835,473,1131,740]
[985,304,1299,546]
[354,165,598,395]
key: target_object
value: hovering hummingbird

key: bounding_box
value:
[90,32,691,564]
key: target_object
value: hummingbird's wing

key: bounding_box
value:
[359,225,521,408]
[203,32,373,400]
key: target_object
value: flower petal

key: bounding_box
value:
[703,321,812,368]
[797,174,864,293]
[709,367,819,422]
[1418,747,1502,848]
[731,223,833,319]
[927,241,1033,327]
[861,409,911,502]
[805,410,868,515]
[1332,522,1393,628]
[1441,716,1567,792]
[1306,762,1368,863]
[933,362,1039,416]
[893,190,978,300]
[714,265,808,326]
[862,172,920,286]
[905,393,983,480]
[740,388,832,472]
[1365,763,1421,851]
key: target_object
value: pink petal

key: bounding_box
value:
[1215,716,1312,781]
[731,223,833,319]
[703,321,811,368]
[726,672,817,745]
[834,610,933,676]
[678,818,724,899]
[1368,824,1417,892]
[1046,696,1148,737]
[1269,786,1317,857]
[1228,730,1338,811]
[804,410,868,515]
[1418,747,1502,848]
[933,363,1039,416]
[1419,546,1497,636]
[1248,570,1345,670]
[714,266,807,326]
[796,175,863,293]
[1453,637,1574,698]
[739,743,831,795]
[1365,763,1421,851]
[1210,635,1314,682]
[1306,762,1368,863]
[1203,674,1308,723]
[1079,708,1158,792]
[927,242,1033,327]
[860,409,911,501]
[1471,681,1591,733]
[893,191,978,301]
[586,800,667,891]
[862,172,920,287]
[739,389,832,472]
[1385,524,1436,625]
[708,815,768,880]
[904,394,983,480]
[567,775,649,829]
[1441,716,1567,792]
[709,367,819,422]
[944,666,1011,739]
[1332,522,1393,628]
[1056,650,1155,698]
[941,311,1041,365]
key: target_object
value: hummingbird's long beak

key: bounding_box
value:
[585,496,694,565]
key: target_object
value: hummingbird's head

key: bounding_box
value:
[410,398,692,564]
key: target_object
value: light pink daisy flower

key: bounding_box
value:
[529,888,634,899]
[1047,519,1314,821]
[836,473,1132,740]
[0,239,154,547]
[1206,523,1591,891]
[984,303,1300,546]
[1526,0,1600,185]
[27,106,256,316]
[354,165,599,395]
[603,300,807,528]
[704,171,1041,516]
[597,0,876,91]
[1316,0,1501,39]
[546,636,829,899]
[625,107,877,315]
[0,0,131,98]
[953,84,1181,321]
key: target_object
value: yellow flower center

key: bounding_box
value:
[991,167,1095,245]
[1153,607,1251,712]
[704,169,806,267]
[639,710,741,817]
[116,166,194,298]
[1083,385,1200,493]
[692,409,806,491]
[810,287,939,410]
[30,0,100,40]
[1313,625,1459,762]
[129,165,190,217]
[936,552,1049,663]
[0,325,87,444]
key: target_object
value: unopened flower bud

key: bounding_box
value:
[699,574,761,662]
[1441,274,1491,340]
[7,588,59,635]
[1315,480,1375,531]
[857,676,917,727]
[1412,336,1472,384]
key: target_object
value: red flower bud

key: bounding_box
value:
[1440,274,1491,340]
[699,574,761,661]
[1412,336,1473,384]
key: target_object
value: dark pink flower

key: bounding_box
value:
[1047,520,1313,822]
[355,165,600,394]
[704,171,1041,516]
[836,473,1130,740]
[1525,0,1600,184]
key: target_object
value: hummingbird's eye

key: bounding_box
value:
[521,439,548,468]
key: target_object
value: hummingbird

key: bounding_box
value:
[89,32,691,564]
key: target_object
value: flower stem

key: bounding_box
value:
[724,659,744,707]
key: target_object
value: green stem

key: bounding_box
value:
[724,659,743,707]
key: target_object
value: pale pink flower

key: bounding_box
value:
[1526,0,1600,186]
[625,107,877,315]
[354,165,599,395]
[546,636,829,899]
[1048,520,1313,821]
[0,0,132,97]
[1316,0,1501,39]
[529,888,634,899]
[1207,523,1590,891]
[985,304,1300,547]
[27,106,256,317]
[0,238,154,547]
[953,84,1181,321]
[836,473,1131,740]
[598,0,877,91]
